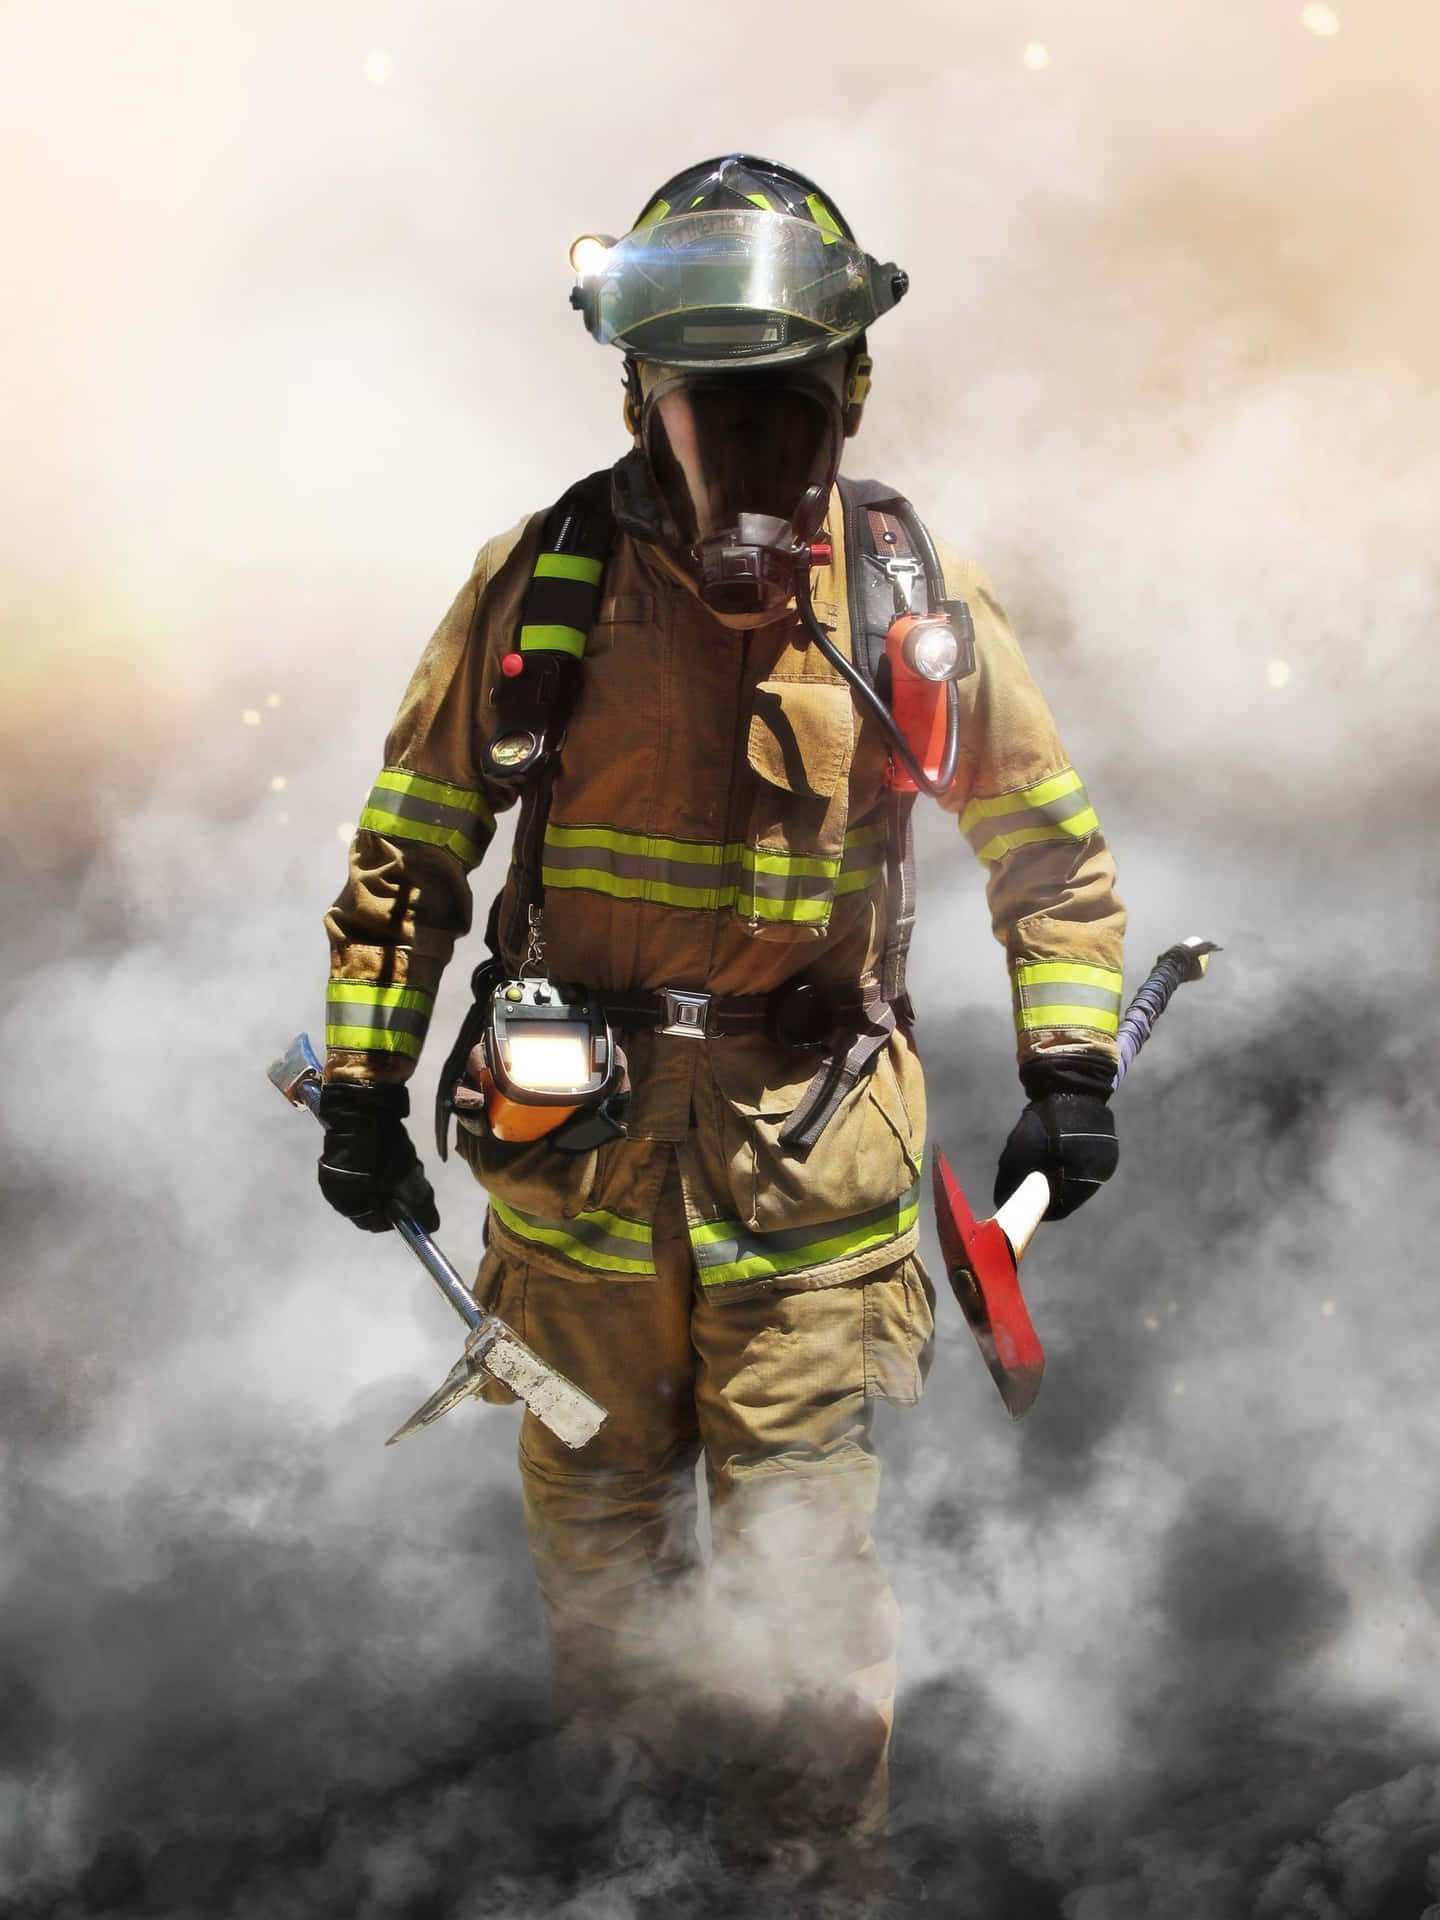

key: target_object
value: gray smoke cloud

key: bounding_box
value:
[3,0,1439,1912]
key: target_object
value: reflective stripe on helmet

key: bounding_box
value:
[805,192,844,244]
[325,981,436,1058]
[690,1181,921,1287]
[359,768,494,870]
[1011,961,1124,1035]
[539,820,885,923]
[489,1198,658,1275]
[959,768,1100,866]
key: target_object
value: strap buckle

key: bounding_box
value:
[659,988,710,1039]
[881,553,922,616]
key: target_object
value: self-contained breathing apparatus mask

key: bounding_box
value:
[627,358,844,619]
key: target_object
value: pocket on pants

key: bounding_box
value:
[862,1255,937,1408]
[470,1242,527,1406]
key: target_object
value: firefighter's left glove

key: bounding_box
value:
[994,1053,1118,1223]
[317,1083,441,1235]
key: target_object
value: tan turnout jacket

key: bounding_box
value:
[324,482,1125,1294]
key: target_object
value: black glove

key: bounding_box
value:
[317,1083,441,1235]
[994,1053,1118,1223]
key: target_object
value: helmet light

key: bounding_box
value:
[569,234,615,277]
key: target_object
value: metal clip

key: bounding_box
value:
[522,905,546,978]
[882,554,923,617]
[659,989,710,1039]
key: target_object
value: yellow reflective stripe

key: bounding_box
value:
[489,1198,657,1276]
[371,767,494,827]
[805,192,844,244]
[518,622,587,657]
[541,822,881,923]
[1012,960,1123,1036]
[324,1025,424,1057]
[534,553,605,585]
[961,769,1084,827]
[1013,962,1123,993]
[1015,1003,1120,1035]
[692,1187,921,1288]
[835,862,885,897]
[746,846,840,881]
[540,865,732,911]
[635,197,670,228]
[743,894,831,925]
[960,767,1100,866]
[326,983,435,1012]
[357,807,489,870]
[972,817,1099,864]
[744,191,772,211]
[325,980,434,1057]
[537,867,834,920]
[546,823,730,865]
[358,769,493,870]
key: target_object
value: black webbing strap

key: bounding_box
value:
[778,990,898,1153]
[882,788,918,1010]
[497,468,617,964]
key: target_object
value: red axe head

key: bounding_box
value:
[932,1150,1046,1419]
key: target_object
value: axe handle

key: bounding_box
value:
[1113,940,1218,1090]
[993,1170,1051,1261]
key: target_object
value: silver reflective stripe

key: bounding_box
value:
[325,982,436,1058]
[489,1198,657,1276]
[358,768,494,870]
[960,769,1100,866]
[1018,981,1121,1013]
[691,1182,921,1288]
[1011,960,1123,1036]
[541,820,885,922]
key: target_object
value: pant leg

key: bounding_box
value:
[496,1161,701,1729]
[690,1257,935,1846]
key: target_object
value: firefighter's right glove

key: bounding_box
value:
[994,1053,1118,1223]
[317,1083,441,1235]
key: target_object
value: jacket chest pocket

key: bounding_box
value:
[742,678,856,942]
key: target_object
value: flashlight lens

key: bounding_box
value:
[907,622,959,681]
[503,1024,594,1092]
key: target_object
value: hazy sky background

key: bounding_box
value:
[3,2,1439,1914]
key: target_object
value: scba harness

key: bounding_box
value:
[437,462,974,1160]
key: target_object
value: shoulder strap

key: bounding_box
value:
[494,467,619,964]
[835,476,951,1014]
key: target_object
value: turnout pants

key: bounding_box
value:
[475,1156,935,1846]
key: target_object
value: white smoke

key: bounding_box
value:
[3,0,1439,1912]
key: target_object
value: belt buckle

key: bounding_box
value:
[660,988,710,1039]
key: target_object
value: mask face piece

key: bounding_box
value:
[638,362,844,616]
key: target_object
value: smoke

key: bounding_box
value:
[3,0,1439,1912]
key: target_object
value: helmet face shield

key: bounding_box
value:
[642,373,842,545]
[584,209,893,368]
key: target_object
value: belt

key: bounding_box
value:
[599,979,901,1155]
[597,981,871,1049]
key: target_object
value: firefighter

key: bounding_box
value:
[316,156,1125,1860]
